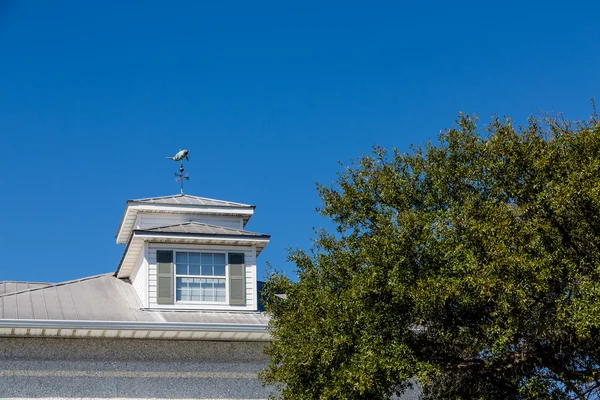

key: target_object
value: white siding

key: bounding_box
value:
[135,213,243,231]
[147,243,256,311]
[130,243,148,308]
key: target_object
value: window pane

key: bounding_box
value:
[201,253,212,266]
[189,264,200,275]
[213,264,225,276]
[201,265,213,276]
[214,280,225,290]
[200,279,211,301]
[189,253,201,264]
[190,278,201,301]
[214,253,226,265]
[176,263,187,275]
[214,279,225,302]
[215,279,225,302]
[176,252,188,264]
[176,277,185,289]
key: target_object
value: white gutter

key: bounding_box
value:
[0,319,268,333]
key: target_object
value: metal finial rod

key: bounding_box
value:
[175,163,189,194]
[168,149,190,194]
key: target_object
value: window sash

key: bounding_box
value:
[174,251,227,303]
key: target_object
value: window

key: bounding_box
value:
[175,252,226,303]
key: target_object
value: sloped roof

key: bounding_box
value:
[117,222,270,278]
[0,274,269,334]
[129,194,254,208]
[143,221,269,238]
[0,281,50,296]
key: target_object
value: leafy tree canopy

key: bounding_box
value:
[261,110,600,399]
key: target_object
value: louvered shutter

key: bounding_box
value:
[157,250,173,304]
[228,253,246,306]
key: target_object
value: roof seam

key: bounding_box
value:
[0,274,112,299]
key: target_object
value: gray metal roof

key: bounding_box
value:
[0,282,50,296]
[129,194,254,208]
[0,274,269,326]
[143,221,269,237]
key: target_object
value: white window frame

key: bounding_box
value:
[174,251,228,305]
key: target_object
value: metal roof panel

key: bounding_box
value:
[130,194,254,208]
[0,282,49,296]
[0,274,269,328]
[143,221,268,237]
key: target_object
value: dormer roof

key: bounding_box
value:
[116,194,256,244]
[144,221,269,237]
[116,221,270,278]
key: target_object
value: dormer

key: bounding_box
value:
[115,194,270,311]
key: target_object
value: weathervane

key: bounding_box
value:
[166,149,190,194]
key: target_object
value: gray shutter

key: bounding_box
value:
[229,253,246,306]
[157,250,173,305]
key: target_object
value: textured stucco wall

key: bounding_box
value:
[0,337,273,399]
[0,337,421,400]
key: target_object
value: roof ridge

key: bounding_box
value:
[0,273,112,298]
[0,281,51,285]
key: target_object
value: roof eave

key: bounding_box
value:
[116,231,270,278]
[115,233,137,277]
[0,319,268,332]
[0,319,271,341]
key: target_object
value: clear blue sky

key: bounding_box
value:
[0,1,598,283]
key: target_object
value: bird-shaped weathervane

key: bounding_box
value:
[166,149,189,162]
[167,149,190,194]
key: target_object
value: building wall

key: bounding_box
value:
[135,212,244,230]
[0,337,273,399]
[129,243,148,308]
[147,243,257,311]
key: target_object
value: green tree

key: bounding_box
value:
[260,110,600,399]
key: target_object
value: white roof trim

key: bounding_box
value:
[0,319,271,341]
[134,232,270,242]
[130,194,255,208]
[117,233,269,278]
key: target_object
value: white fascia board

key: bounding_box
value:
[118,234,269,278]
[137,234,270,255]
[116,206,137,244]
[0,319,269,333]
[129,203,255,214]
[134,232,270,244]
[116,236,145,278]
